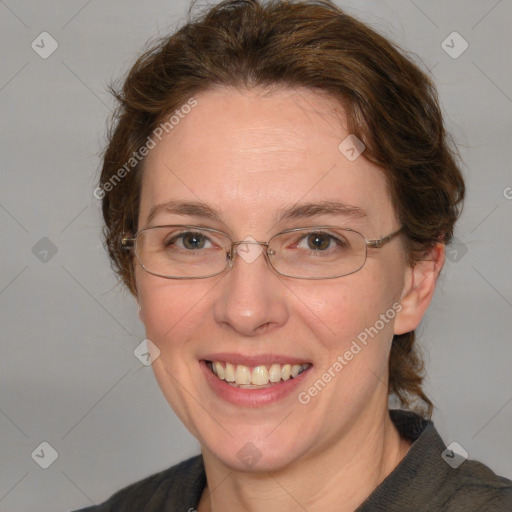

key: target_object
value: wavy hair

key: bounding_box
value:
[99,0,465,418]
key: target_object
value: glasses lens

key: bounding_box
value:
[135,226,231,278]
[268,227,366,278]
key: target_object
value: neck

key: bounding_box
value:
[197,407,411,512]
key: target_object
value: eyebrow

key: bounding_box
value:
[145,199,367,226]
[274,200,367,223]
[146,200,220,225]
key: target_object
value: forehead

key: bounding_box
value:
[139,86,394,232]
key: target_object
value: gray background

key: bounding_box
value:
[0,0,511,510]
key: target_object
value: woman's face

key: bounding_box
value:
[136,86,411,471]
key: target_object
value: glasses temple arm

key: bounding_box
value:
[366,227,404,249]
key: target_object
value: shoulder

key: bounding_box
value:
[363,410,512,512]
[435,458,512,511]
[71,454,205,512]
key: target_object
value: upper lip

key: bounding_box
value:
[201,352,312,367]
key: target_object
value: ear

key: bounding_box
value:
[394,243,445,335]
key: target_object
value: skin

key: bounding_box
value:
[135,86,444,512]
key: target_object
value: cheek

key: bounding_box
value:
[137,271,213,351]
[293,271,397,347]
[136,272,216,437]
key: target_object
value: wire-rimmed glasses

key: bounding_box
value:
[121,225,403,280]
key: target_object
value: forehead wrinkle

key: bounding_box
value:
[226,127,309,154]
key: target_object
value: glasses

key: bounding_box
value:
[121,225,403,280]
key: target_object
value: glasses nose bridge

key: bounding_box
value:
[227,239,271,268]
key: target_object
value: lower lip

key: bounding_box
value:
[200,360,312,408]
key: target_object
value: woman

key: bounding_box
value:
[75,0,512,510]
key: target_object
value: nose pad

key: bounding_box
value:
[226,248,236,268]
[225,241,271,273]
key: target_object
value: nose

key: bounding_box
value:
[213,242,289,337]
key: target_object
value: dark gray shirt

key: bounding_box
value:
[73,410,512,511]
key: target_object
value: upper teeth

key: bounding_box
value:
[209,361,310,386]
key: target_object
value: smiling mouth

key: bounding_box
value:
[205,360,312,389]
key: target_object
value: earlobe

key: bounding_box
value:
[394,243,445,335]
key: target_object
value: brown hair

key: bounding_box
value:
[99,0,465,418]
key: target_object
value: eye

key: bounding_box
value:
[165,231,213,250]
[297,232,340,251]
